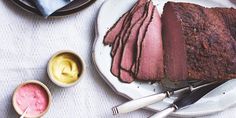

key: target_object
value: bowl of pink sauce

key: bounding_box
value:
[12,80,52,118]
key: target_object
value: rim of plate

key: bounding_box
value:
[10,0,96,17]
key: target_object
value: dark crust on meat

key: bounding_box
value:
[164,2,236,80]
[216,8,236,39]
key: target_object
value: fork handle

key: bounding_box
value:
[112,93,167,115]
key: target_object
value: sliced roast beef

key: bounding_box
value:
[162,2,236,81]
[103,13,128,45]
[111,1,147,57]
[111,39,123,76]
[120,18,146,70]
[136,6,164,81]
[131,4,155,74]
[121,1,148,44]
[104,0,147,46]
[118,2,151,83]
[120,1,154,71]
[111,2,147,77]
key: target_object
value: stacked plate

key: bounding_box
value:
[11,0,96,16]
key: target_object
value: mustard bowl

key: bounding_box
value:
[47,50,85,87]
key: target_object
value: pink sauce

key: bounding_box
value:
[15,83,49,116]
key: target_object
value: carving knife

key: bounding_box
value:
[149,81,226,118]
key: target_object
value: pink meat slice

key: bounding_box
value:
[119,69,134,83]
[111,1,147,79]
[136,7,164,81]
[120,1,153,71]
[112,2,147,57]
[111,39,123,76]
[111,0,147,57]
[121,2,148,44]
[103,13,128,45]
[110,36,120,57]
[104,0,147,46]
[120,18,145,70]
[118,10,148,82]
[131,4,155,74]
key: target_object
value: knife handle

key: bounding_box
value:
[149,107,176,118]
[112,92,167,115]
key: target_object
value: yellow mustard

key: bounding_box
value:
[49,54,80,84]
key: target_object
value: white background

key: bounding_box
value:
[0,0,235,117]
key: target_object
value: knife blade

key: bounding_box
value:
[149,81,226,118]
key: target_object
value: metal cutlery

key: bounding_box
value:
[149,81,226,118]
[112,81,217,115]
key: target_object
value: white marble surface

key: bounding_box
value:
[0,0,235,118]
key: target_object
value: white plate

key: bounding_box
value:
[92,0,236,117]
